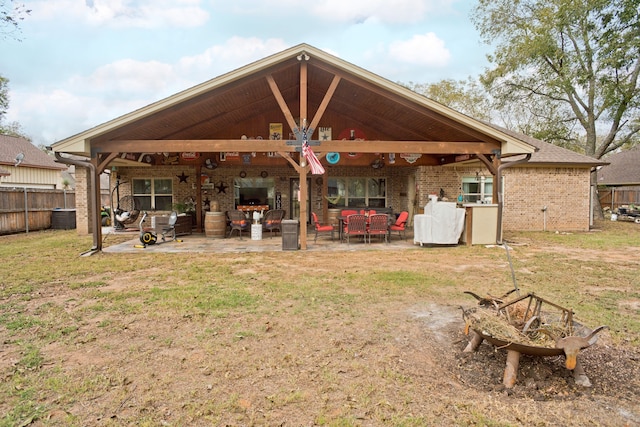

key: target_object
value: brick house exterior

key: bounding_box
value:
[51,44,604,249]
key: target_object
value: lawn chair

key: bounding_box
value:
[160,211,178,242]
[389,211,409,240]
[311,212,334,242]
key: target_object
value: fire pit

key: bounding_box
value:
[462,291,607,388]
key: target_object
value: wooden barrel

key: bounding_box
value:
[204,211,226,238]
[327,208,341,227]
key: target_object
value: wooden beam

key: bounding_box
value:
[266,74,298,133]
[309,75,341,132]
[300,60,307,123]
[91,139,500,155]
[476,153,498,175]
[96,152,121,171]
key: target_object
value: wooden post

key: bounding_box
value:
[503,350,520,388]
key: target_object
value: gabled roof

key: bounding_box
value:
[597,146,640,185]
[52,43,535,160]
[0,134,66,170]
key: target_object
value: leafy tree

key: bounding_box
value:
[0,74,8,123]
[1,0,31,40]
[472,0,640,159]
[405,78,493,122]
[0,75,29,139]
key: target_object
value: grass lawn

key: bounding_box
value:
[1,220,639,426]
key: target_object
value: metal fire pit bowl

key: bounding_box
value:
[462,292,607,388]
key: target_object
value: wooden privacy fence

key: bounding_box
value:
[0,188,76,235]
[598,187,640,211]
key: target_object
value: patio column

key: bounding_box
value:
[74,166,91,235]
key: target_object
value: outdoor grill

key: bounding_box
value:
[462,291,607,388]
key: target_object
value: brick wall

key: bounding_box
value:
[414,165,591,231]
[75,166,91,235]
[502,167,591,231]
[112,165,417,224]
[106,163,592,232]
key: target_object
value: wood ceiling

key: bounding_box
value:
[48,44,540,170]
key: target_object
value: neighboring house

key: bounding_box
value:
[50,43,603,250]
[597,147,640,211]
[0,134,68,189]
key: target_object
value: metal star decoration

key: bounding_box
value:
[177,172,189,183]
[215,181,228,194]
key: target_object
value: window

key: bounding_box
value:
[327,177,387,207]
[133,178,173,210]
[462,176,493,203]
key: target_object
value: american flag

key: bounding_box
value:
[302,137,325,175]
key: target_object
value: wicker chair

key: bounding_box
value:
[262,209,285,237]
[367,213,389,244]
[311,212,334,242]
[227,210,249,239]
[343,214,367,244]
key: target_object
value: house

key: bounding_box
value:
[597,147,640,211]
[0,134,68,189]
[50,43,603,251]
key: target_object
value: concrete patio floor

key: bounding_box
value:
[101,226,419,254]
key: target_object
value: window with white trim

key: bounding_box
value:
[133,178,173,210]
[327,177,387,208]
[461,176,493,203]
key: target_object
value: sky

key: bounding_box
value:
[1,0,493,147]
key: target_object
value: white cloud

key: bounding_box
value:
[309,0,454,24]
[29,0,209,28]
[388,33,451,67]
[70,59,179,98]
[6,37,291,145]
[176,37,290,81]
[222,0,455,25]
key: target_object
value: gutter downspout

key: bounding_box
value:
[50,149,100,253]
[496,153,532,244]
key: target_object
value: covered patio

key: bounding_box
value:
[51,43,535,253]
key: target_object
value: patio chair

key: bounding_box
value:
[262,209,285,237]
[160,211,178,242]
[389,211,409,240]
[311,212,334,242]
[367,213,389,244]
[227,210,249,239]
[340,209,358,228]
[343,214,367,244]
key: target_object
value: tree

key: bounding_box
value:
[0,75,30,139]
[0,74,8,122]
[472,0,640,159]
[405,78,493,122]
[1,0,31,40]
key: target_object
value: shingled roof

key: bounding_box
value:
[0,134,66,170]
[486,123,607,167]
[597,146,640,186]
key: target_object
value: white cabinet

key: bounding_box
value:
[460,204,498,245]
